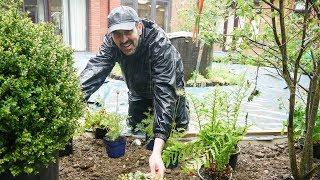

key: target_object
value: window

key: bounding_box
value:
[23,0,46,23]
[138,1,151,19]
[49,0,63,35]
[155,1,168,31]
[121,0,171,32]
[23,0,63,35]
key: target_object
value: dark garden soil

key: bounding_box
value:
[59,134,320,180]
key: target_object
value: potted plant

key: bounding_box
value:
[58,122,87,157]
[193,114,247,180]
[195,126,246,180]
[84,108,110,139]
[0,1,84,179]
[196,124,238,179]
[283,105,320,159]
[228,144,241,170]
[102,112,126,158]
[135,110,155,151]
[188,84,249,179]
[58,139,73,157]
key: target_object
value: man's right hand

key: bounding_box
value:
[149,138,165,180]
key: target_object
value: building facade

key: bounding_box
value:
[23,0,173,53]
[24,0,89,51]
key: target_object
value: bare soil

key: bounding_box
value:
[59,134,320,180]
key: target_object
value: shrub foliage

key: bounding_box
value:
[0,1,84,176]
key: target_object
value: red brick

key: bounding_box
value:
[87,0,122,53]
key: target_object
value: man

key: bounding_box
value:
[80,6,189,178]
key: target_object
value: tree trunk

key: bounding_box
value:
[195,41,205,73]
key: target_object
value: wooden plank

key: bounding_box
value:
[183,129,287,138]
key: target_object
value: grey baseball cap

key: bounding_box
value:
[108,6,140,33]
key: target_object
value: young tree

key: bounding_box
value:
[232,0,320,179]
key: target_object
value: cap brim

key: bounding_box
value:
[108,22,136,33]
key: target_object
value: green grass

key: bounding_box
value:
[109,63,123,80]
[186,66,243,87]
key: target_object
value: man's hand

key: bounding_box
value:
[149,138,165,180]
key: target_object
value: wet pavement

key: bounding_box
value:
[74,52,309,134]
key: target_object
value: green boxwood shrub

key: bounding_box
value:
[0,1,84,176]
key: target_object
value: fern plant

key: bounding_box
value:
[162,129,189,168]
[135,109,154,140]
[197,121,245,172]
[282,105,320,143]
[188,82,250,177]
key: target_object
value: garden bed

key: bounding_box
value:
[59,134,320,180]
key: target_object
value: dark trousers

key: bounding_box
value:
[127,98,153,131]
[127,97,190,133]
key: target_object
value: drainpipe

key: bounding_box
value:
[44,0,49,22]
[86,0,89,51]
[151,0,156,22]
[107,0,110,15]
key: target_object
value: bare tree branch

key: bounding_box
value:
[297,82,309,93]
[278,0,292,84]
[245,36,279,52]
[270,0,281,51]
[310,49,318,70]
[261,0,280,12]
[249,45,281,70]
[299,64,312,79]
[294,2,309,68]
[304,34,320,50]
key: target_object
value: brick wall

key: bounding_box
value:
[88,0,120,53]
[109,0,121,11]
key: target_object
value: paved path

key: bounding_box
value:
[74,52,309,134]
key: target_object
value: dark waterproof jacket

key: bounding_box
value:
[80,19,189,141]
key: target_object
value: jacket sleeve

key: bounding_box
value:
[80,35,116,101]
[150,30,180,141]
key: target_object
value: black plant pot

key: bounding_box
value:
[197,164,232,180]
[145,139,154,151]
[228,146,241,169]
[59,139,73,157]
[0,159,59,180]
[94,128,108,139]
[103,136,126,158]
[313,142,320,159]
[297,140,320,159]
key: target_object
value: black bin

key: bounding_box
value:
[168,31,212,80]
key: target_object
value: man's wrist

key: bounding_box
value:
[154,133,168,142]
[152,138,165,154]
